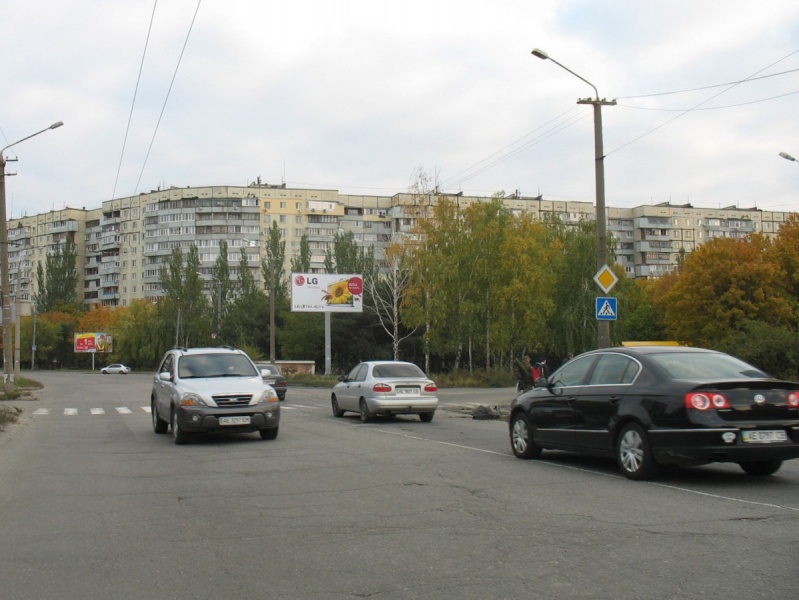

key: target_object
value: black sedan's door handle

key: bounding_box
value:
[608,396,621,404]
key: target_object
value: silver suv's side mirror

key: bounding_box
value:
[159,371,172,382]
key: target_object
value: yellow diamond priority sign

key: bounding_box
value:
[593,264,618,294]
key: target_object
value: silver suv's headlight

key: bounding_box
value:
[252,389,279,404]
[179,392,207,406]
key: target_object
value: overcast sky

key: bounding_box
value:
[2,1,798,219]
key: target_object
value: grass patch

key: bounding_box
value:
[0,404,22,429]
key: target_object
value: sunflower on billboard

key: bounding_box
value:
[322,278,354,306]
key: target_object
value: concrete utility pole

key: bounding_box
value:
[531,49,616,349]
[0,121,62,393]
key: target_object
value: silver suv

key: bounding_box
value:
[151,347,280,444]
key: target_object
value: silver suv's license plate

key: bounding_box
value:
[219,416,251,426]
[742,430,787,444]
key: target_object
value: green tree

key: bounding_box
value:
[159,245,211,347]
[291,234,312,274]
[33,238,79,313]
[114,299,169,369]
[211,241,233,335]
[262,222,287,361]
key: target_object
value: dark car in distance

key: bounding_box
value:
[509,346,799,480]
[255,363,287,401]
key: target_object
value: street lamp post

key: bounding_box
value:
[0,121,63,393]
[779,151,797,163]
[531,49,615,349]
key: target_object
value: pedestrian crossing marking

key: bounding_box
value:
[90,408,106,415]
[33,408,49,415]
[116,407,132,414]
[65,408,78,416]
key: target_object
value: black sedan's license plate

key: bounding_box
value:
[742,430,788,444]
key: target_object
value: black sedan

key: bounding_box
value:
[509,346,799,480]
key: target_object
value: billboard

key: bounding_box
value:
[291,273,363,313]
[74,332,113,353]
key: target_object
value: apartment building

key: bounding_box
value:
[7,183,793,314]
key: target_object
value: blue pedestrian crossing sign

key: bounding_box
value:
[596,297,618,321]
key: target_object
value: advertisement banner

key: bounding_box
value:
[74,332,112,353]
[291,273,364,313]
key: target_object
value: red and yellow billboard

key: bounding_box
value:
[74,332,112,353]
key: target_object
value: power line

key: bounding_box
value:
[606,50,799,158]
[441,107,590,191]
[111,0,159,201]
[617,89,799,111]
[613,66,799,99]
[134,0,203,195]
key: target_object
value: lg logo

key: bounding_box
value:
[293,275,318,286]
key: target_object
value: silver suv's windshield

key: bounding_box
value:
[177,353,259,379]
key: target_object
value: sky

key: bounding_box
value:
[2,1,798,219]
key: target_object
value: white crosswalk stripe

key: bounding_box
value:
[116,407,133,414]
[90,408,105,415]
[64,408,77,416]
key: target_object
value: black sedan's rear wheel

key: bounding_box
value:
[616,423,659,480]
[510,412,542,459]
[739,460,782,476]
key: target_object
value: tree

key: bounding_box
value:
[261,222,286,362]
[291,234,312,274]
[114,299,170,369]
[159,245,211,347]
[366,244,417,360]
[33,238,79,313]
[658,235,794,346]
[210,240,233,335]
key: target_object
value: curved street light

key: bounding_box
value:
[531,49,615,349]
[779,151,797,163]
[0,121,64,392]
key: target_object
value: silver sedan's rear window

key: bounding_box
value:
[372,364,426,378]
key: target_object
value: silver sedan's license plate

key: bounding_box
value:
[396,387,420,396]
[219,416,251,426]
[742,430,788,444]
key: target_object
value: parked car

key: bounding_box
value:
[331,361,439,422]
[101,364,131,374]
[151,347,280,444]
[509,346,799,480]
[255,363,287,401]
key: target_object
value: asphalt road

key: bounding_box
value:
[1,371,797,599]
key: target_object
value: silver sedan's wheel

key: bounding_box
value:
[616,423,658,480]
[331,395,345,418]
[510,413,541,459]
[359,399,372,423]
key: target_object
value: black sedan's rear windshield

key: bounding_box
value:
[372,364,426,378]
[648,352,769,380]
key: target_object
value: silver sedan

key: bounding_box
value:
[331,361,439,422]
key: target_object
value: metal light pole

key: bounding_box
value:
[0,121,63,392]
[531,49,615,349]
[779,151,797,163]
